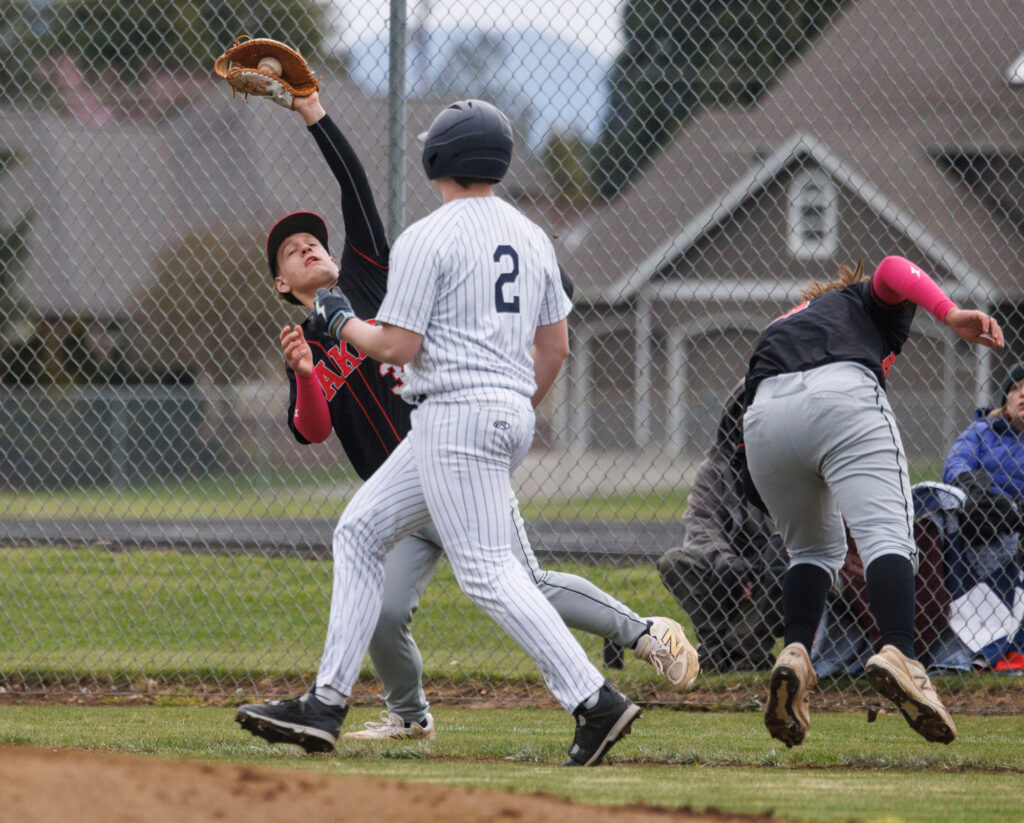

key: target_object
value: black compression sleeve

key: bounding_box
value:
[308,114,389,266]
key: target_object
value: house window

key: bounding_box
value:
[787,168,838,260]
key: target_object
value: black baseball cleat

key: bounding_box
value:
[235,687,348,754]
[563,683,642,766]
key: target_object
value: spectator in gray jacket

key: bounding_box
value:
[658,386,787,671]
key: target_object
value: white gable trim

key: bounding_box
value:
[610,132,995,305]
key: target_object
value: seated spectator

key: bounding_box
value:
[938,363,1024,669]
[658,387,787,672]
[943,362,1024,545]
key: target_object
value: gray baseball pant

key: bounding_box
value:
[742,362,918,582]
[369,491,649,722]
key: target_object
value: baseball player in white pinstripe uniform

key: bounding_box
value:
[236,100,651,766]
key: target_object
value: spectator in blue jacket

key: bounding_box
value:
[940,363,1024,668]
[943,362,1024,543]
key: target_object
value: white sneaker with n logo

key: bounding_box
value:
[342,711,436,741]
[633,616,700,690]
[865,645,957,744]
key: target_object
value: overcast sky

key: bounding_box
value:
[329,0,627,61]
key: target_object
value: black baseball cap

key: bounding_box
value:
[266,211,330,278]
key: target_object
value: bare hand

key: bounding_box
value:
[292,90,326,126]
[945,308,1004,349]
[280,324,314,377]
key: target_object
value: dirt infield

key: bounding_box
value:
[2,745,784,823]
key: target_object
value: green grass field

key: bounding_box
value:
[0,467,360,520]
[0,704,1020,823]
[0,545,683,688]
[1,510,1017,823]
[0,472,688,521]
[0,462,948,521]
[1,545,1017,703]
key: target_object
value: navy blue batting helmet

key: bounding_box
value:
[419,99,514,183]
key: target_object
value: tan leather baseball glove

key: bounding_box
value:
[213,36,319,108]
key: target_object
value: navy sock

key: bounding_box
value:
[782,564,831,650]
[865,554,916,658]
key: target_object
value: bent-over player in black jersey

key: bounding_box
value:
[234,89,698,753]
[743,256,1003,748]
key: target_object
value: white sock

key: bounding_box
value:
[581,688,601,710]
[313,684,347,707]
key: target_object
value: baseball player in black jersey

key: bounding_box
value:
[743,256,1003,748]
[234,90,698,753]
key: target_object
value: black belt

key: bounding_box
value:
[413,394,427,405]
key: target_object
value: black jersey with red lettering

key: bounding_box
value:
[285,114,412,480]
[744,279,917,405]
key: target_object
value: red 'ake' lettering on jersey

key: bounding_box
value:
[312,338,405,403]
[315,342,367,401]
[881,352,896,377]
[329,342,364,376]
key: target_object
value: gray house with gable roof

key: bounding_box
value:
[551,0,1024,459]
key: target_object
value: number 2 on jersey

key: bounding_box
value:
[494,245,520,314]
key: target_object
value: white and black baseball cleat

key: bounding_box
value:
[235,687,348,754]
[563,683,641,766]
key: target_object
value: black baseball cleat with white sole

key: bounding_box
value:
[563,683,642,766]
[235,687,348,754]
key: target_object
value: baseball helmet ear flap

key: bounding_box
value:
[420,99,514,183]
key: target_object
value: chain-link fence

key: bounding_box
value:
[1,0,1023,713]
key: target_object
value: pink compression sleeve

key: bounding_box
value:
[871,255,956,322]
[293,371,332,443]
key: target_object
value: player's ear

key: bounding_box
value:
[275,276,292,297]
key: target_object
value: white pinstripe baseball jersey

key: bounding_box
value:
[376,196,571,401]
[316,191,606,715]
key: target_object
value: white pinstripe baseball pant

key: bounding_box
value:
[316,389,605,711]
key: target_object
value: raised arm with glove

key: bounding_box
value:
[214,36,319,108]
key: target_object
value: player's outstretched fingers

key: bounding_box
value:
[946,308,1005,348]
[987,315,1005,348]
